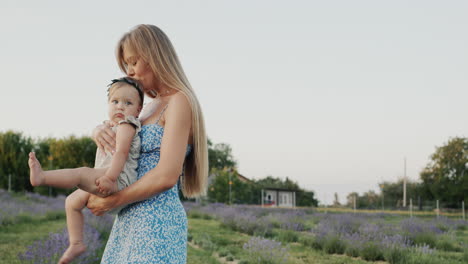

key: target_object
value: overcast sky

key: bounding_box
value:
[2,0,467,204]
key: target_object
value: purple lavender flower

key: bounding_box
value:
[243,237,289,264]
[0,190,65,225]
[18,224,102,264]
[400,218,443,235]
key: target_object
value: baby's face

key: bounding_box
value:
[107,84,142,123]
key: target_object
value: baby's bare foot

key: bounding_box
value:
[96,177,118,195]
[58,241,86,264]
[28,152,44,186]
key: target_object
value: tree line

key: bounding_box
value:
[0,131,319,206]
[204,139,319,206]
[0,131,96,196]
[341,137,468,209]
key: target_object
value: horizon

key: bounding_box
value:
[2,0,468,205]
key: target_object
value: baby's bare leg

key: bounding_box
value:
[58,190,89,264]
[76,167,109,195]
[28,152,108,196]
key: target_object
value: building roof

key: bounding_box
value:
[236,172,253,183]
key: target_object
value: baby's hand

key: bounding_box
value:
[96,177,118,196]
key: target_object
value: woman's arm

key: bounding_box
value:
[88,93,192,215]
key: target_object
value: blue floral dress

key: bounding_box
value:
[101,121,191,264]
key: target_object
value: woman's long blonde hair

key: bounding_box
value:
[116,24,208,198]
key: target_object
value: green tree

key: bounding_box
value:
[332,192,341,207]
[420,137,468,207]
[255,176,300,190]
[0,132,97,195]
[0,131,34,192]
[208,138,237,172]
[296,190,319,207]
[346,192,358,208]
[49,136,96,169]
[379,180,425,209]
[346,191,381,209]
[207,168,253,204]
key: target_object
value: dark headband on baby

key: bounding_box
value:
[107,77,144,105]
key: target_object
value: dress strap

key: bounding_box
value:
[155,104,168,125]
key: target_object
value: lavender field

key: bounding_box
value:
[0,189,114,264]
[1,190,467,264]
[185,203,468,264]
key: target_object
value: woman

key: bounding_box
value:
[87,24,208,263]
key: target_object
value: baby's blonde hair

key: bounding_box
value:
[116,24,208,198]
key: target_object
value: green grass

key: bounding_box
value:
[0,218,66,264]
[187,244,221,264]
[1,209,467,264]
[188,217,374,264]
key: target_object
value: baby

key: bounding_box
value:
[28,77,143,264]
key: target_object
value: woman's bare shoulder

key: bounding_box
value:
[169,91,188,103]
[167,92,191,113]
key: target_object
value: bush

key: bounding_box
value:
[404,253,439,264]
[18,225,102,264]
[309,236,324,250]
[218,248,229,257]
[189,210,212,220]
[412,232,436,248]
[188,210,202,218]
[202,213,213,220]
[276,230,299,243]
[463,247,468,263]
[360,242,384,261]
[243,237,289,264]
[14,214,34,224]
[193,234,215,253]
[226,254,234,261]
[344,244,360,258]
[298,234,316,248]
[45,211,66,220]
[435,237,459,252]
[304,232,328,251]
[323,236,345,255]
[383,247,409,264]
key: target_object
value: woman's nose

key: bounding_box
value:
[127,66,135,77]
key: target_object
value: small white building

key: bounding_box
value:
[261,188,296,208]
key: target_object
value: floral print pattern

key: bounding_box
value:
[101,123,191,263]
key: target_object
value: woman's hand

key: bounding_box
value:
[87,194,117,216]
[93,121,117,153]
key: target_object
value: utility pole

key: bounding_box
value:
[410,199,413,218]
[261,189,264,208]
[8,174,11,192]
[353,194,356,213]
[403,157,407,208]
[380,184,384,211]
[462,200,465,221]
[228,172,232,205]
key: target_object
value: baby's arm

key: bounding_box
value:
[96,123,136,195]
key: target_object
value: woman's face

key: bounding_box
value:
[123,47,155,94]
